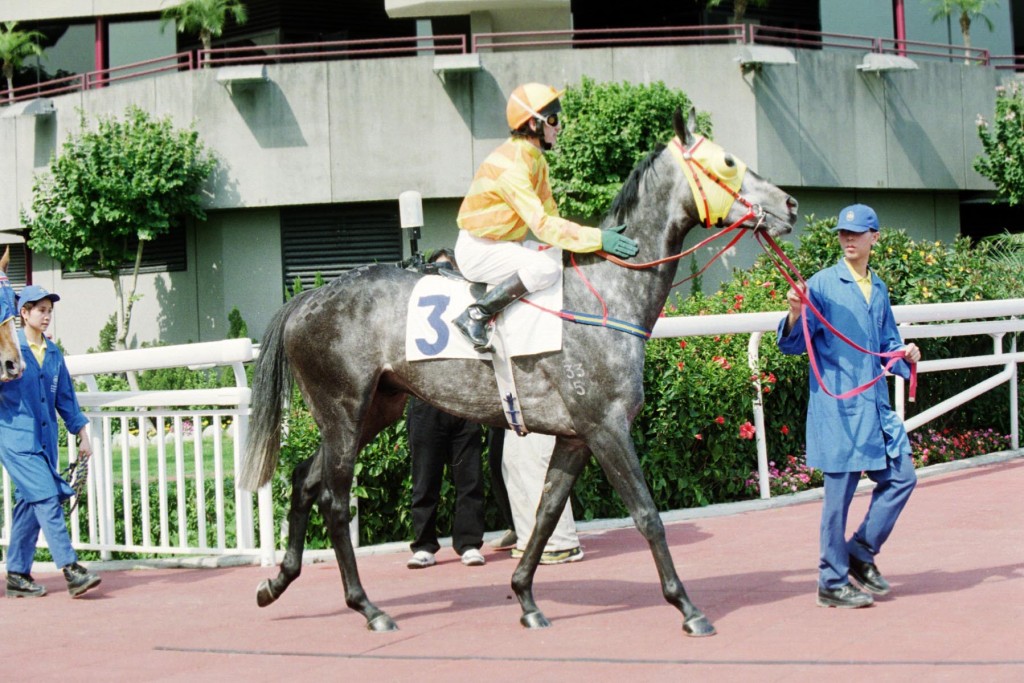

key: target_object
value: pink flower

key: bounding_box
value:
[694,433,703,441]
[739,421,756,440]
[714,416,725,425]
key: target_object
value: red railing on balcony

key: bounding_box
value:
[199,34,466,67]
[471,24,745,52]
[1,25,1020,105]
[1,52,195,104]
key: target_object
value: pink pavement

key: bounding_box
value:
[3,456,1022,681]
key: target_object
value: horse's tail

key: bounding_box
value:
[240,298,299,492]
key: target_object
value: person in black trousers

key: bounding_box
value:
[406,248,488,568]
[405,397,487,568]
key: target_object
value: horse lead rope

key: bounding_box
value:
[756,230,917,402]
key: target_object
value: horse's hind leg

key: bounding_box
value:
[589,427,715,637]
[257,451,321,607]
[510,436,589,629]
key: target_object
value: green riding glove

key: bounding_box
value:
[601,224,639,258]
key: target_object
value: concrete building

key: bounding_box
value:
[0,0,1021,352]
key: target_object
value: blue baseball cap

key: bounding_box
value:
[17,284,60,310]
[834,204,879,233]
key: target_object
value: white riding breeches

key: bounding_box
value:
[501,432,579,552]
[454,232,561,292]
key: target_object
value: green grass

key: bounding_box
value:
[83,437,238,484]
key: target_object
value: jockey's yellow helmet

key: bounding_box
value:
[506,83,564,130]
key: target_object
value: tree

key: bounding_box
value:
[161,0,248,66]
[705,0,771,24]
[547,77,713,220]
[925,0,997,63]
[975,82,1024,205]
[0,22,45,101]
[21,106,216,354]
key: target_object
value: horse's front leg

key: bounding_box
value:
[257,452,320,607]
[320,443,397,632]
[588,425,716,637]
[511,436,590,629]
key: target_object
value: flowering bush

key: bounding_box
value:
[744,454,823,497]
[909,428,1012,468]
[744,427,1012,498]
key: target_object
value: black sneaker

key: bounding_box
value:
[849,557,891,595]
[62,563,101,598]
[6,572,47,598]
[816,583,874,608]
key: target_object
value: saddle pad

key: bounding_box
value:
[406,269,563,362]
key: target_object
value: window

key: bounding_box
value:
[281,202,402,292]
[62,222,187,278]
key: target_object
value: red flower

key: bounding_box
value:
[739,421,756,440]
[694,433,703,441]
[714,416,725,425]
[678,340,687,350]
[780,425,790,435]
[677,361,685,370]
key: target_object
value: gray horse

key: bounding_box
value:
[241,109,798,637]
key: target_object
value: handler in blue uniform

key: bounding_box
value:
[777,204,921,609]
[1,285,101,598]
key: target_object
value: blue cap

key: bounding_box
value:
[834,204,879,233]
[17,284,60,310]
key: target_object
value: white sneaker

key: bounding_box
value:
[407,550,436,569]
[460,548,486,567]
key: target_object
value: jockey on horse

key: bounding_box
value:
[453,82,640,352]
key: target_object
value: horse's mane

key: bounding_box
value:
[609,143,667,223]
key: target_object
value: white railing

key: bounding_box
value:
[652,298,1024,499]
[2,301,1020,565]
[0,338,276,566]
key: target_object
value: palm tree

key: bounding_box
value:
[926,0,997,64]
[0,22,45,101]
[706,0,771,24]
[161,0,248,67]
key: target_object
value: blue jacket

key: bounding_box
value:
[777,260,911,473]
[0,330,87,503]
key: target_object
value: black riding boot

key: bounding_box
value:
[453,274,529,352]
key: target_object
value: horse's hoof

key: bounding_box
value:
[367,613,399,632]
[683,614,716,637]
[256,580,278,608]
[520,611,551,629]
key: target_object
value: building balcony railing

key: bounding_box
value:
[0,24,1017,106]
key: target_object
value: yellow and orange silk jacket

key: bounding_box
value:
[456,138,603,252]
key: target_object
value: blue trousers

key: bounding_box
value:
[6,495,78,574]
[819,453,917,589]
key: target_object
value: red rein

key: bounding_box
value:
[756,231,917,402]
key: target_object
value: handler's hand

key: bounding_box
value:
[786,284,805,317]
[902,342,921,364]
[77,427,93,459]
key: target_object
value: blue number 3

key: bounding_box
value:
[415,294,451,356]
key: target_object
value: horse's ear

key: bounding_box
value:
[673,106,698,145]
[0,246,8,274]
